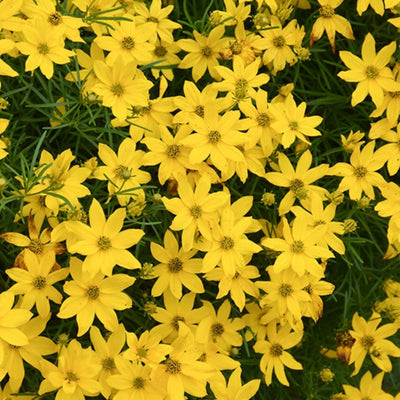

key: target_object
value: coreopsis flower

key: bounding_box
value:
[0,314,57,392]
[253,16,302,73]
[197,300,245,352]
[150,229,204,298]
[375,183,400,236]
[202,206,262,277]
[310,0,354,52]
[178,25,228,82]
[134,0,181,42]
[92,57,153,121]
[257,267,311,329]
[329,141,386,200]
[210,367,260,400]
[269,94,323,148]
[254,322,303,386]
[162,174,229,251]
[349,311,400,375]
[0,0,25,32]
[265,150,329,215]
[16,17,74,79]
[6,251,69,317]
[205,261,260,311]
[343,371,393,400]
[182,106,249,174]
[59,198,144,276]
[107,357,164,400]
[262,216,334,277]
[0,292,32,364]
[94,16,154,65]
[374,123,400,176]
[338,33,400,107]
[142,125,192,185]
[291,197,345,254]
[151,291,208,343]
[39,339,102,399]
[0,39,18,77]
[219,0,251,25]
[90,325,126,399]
[213,57,269,103]
[242,302,278,341]
[93,138,150,205]
[123,329,170,366]
[21,0,86,42]
[341,130,365,152]
[357,0,385,15]
[149,38,181,81]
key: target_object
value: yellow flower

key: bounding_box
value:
[57,257,135,335]
[178,25,228,82]
[310,0,354,52]
[0,0,25,32]
[162,174,229,251]
[254,322,303,386]
[89,325,126,399]
[329,141,386,200]
[219,0,251,25]
[107,357,164,400]
[61,198,144,276]
[16,17,74,79]
[93,138,150,205]
[39,339,102,399]
[374,123,400,176]
[269,93,323,148]
[202,206,262,277]
[149,38,181,81]
[343,371,393,400]
[94,16,154,65]
[341,130,365,152]
[0,39,18,77]
[197,299,245,352]
[338,33,400,107]
[150,229,204,298]
[265,150,329,215]
[262,216,334,277]
[349,311,400,375]
[92,57,153,121]
[1,314,57,392]
[210,367,260,400]
[357,0,385,15]
[0,292,32,364]
[6,251,69,317]
[134,0,181,42]
[213,57,270,103]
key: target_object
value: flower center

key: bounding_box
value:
[208,130,221,143]
[211,322,225,337]
[221,236,234,250]
[171,315,185,330]
[190,204,202,218]
[28,239,44,254]
[289,121,299,131]
[38,43,50,55]
[270,343,283,356]
[354,166,367,178]
[97,235,112,251]
[65,371,79,382]
[102,357,116,371]
[122,36,135,50]
[166,359,181,375]
[33,276,47,290]
[273,35,286,48]
[86,285,100,300]
[115,165,132,179]
[361,334,375,349]
[257,113,270,126]
[111,83,124,96]
[168,257,183,273]
[194,105,204,117]
[202,46,213,57]
[166,144,180,158]
[366,66,379,79]
[231,41,242,54]
[154,45,167,57]
[137,347,147,358]
[319,5,335,17]
[48,12,62,25]
[292,240,304,253]
[279,283,294,297]
[290,178,308,200]
[133,377,145,389]
[147,16,158,23]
